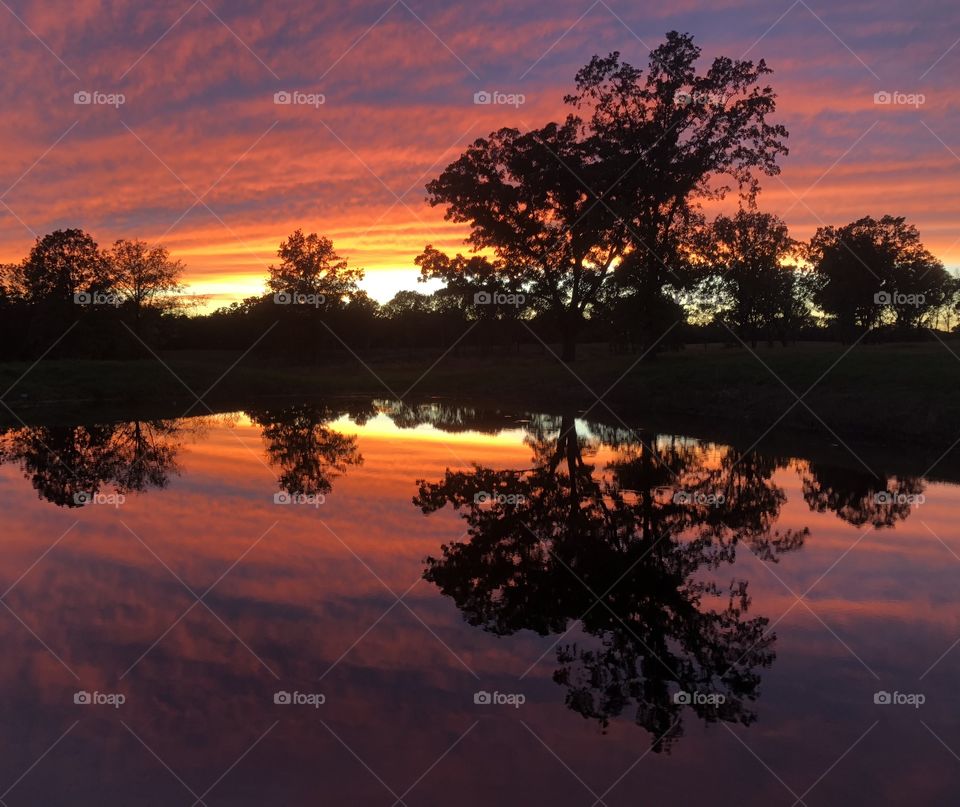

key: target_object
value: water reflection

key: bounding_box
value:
[380,400,521,434]
[800,462,926,528]
[0,400,954,804]
[0,419,191,507]
[0,402,377,507]
[412,412,809,750]
[0,401,933,537]
[247,402,372,496]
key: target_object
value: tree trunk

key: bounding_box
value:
[560,310,581,362]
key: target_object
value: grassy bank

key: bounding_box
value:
[1,341,958,449]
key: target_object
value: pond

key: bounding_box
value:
[0,399,957,805]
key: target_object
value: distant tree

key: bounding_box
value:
[564,34,789,353]
[880,230,951,329]
[707,211,798,345]
[380,289,434,319]
[264,230,365,360]
[266,230,363,308]
[768,265,818,344]
[339,289,381,348]
[416,246,530,321]
[809,215,950,336]
[11,229,111,303]
[808,220,882,335]
[417,247,537,352]
[344,289,380,319]
[380,290,434,352]
[110,239,185,335]
[935,278,960,332]
[0,263,12,303]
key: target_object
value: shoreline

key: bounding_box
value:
[2,342,959,483]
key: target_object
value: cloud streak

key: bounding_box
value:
[0,0,958,304]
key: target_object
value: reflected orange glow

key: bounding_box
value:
[3,408,960,802]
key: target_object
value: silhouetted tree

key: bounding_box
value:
[3,229,121,357]
[427,34,787,360]
[9,229,111,303]
[768,263,819,344]
[267,230,363,306]
[809,215,950,337]
[416,246,529,350]
[110,239,185,336]
[264,230,365,360]
[427,118,626,361]
[565,34,789,354]
[379,290,435,353]
[705,211,799,345]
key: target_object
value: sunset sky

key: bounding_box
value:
[1,0,959,309]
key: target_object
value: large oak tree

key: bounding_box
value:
[427,32,789,360]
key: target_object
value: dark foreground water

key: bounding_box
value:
[1,400,958,805]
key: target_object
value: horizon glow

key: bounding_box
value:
[1,0,959,310]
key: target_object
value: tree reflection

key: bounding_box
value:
[0,419,189,507]
[246,403,369,495]
[0,403,372,508]
[799,462,925,528]
[414,414,807,750]
[379,400,523,435]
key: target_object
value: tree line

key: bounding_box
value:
[0,32,956,362]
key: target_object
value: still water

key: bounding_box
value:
[1,400,958,805]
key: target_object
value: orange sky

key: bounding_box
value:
[2,0,959,309]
